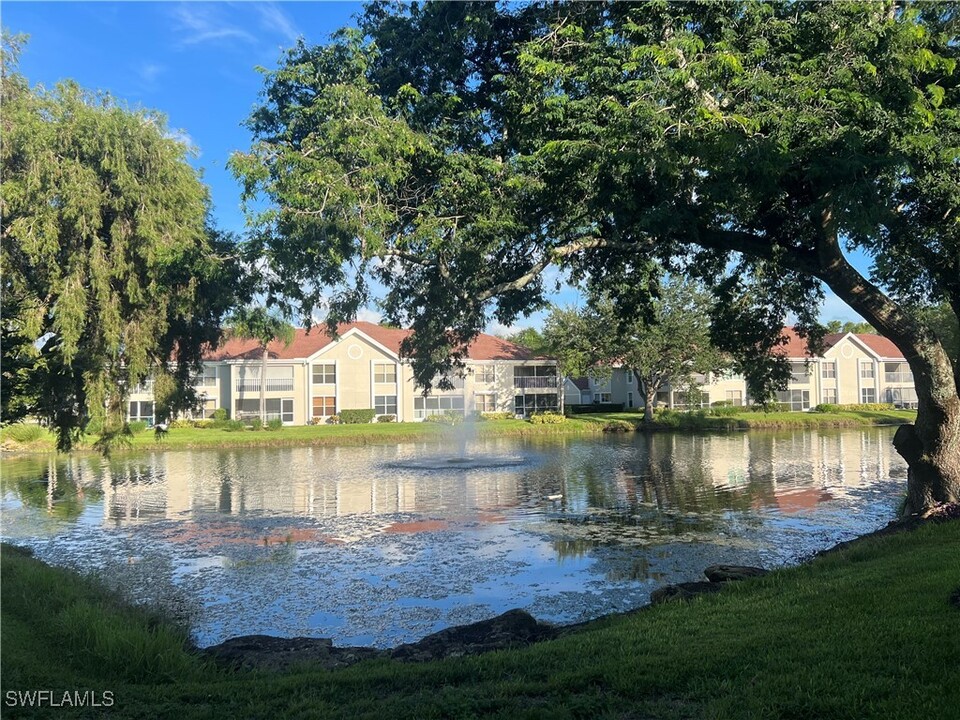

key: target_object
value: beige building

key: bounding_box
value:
[564,328,918,412]
[128,321,560,425]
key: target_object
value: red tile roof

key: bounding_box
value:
[204,321,545,362]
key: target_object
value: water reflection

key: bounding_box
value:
[1,429,905,647]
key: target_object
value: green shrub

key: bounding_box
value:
[340,409,377,424]
[707,404,742,417]
[4,423,47,443]
[211,407,229,421]
[248,417,263,431]
[222,420,246,432]
[127,421,148,435]
[192,419,214,429]
[167,419,192,429]
[376,415,396,423]
[266,418,283,431]
[813,403,840,413]
[529,411,566,425]
[423,411,464,426]
[838,402,897,412]
[481,412,514,421]
[602,419,635,433]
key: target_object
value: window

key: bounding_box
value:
[475,393,497,413]
[374,363,396,384]
[861,388,877,404]
[475,365,496,383]
[128,401,154,425]
[655,391,671,407]
[725,390,743,406]
[674,392,710,410]
[312,396,336,419]
[789,363,809,384]
[594,392,611,403]
[235,398,294,422]
[414,395,465,419]
[823,388,838,404]
[312,363,336,384]
[515,394,559,415]
[884,362,913,384]
[195,398,217,419]
[628,392,634,408]
[860,363,875,380]
[375,395,397,415]
[884,387,918,409]
[821,362,837,379]
[627,372,634,385]
[192,365,217,387]
[775,390,810,411]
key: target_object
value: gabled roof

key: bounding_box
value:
[204,321,548,362]
[569,377,591,391]
[774,327,906,360]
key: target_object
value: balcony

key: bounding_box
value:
[513,376,559,390]
[235,378,294,393]
[884,372,914,384]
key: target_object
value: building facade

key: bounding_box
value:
[565,329,918,412]
[127,322,561,425]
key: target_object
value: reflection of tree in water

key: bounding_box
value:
[1,456,104,521]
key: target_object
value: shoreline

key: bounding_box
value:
[3,511,956,718]
[0,409,917,456]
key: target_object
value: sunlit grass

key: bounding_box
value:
[0,409,916,455]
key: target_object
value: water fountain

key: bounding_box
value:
[388,416,528,471]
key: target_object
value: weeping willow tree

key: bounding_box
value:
[1,34,242,450]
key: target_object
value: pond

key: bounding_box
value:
[1,428,906,648]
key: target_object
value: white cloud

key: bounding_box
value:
[165,128,200,157]
[172,4,256,47]
[254,3,300,45]
[356,307,383,324]
[139,63,165,84]
[485,320,528,337]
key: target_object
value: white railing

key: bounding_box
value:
[513,376,559,389]
[235,378,294,392]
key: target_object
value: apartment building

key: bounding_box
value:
[564,328,918,412]
[127,321,561,425]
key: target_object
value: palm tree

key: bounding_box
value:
[227,306,295,424]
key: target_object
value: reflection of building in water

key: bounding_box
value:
[606,430,903,514]
[100,447,522,527]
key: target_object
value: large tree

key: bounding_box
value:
[231,1,959,514]
[544,279,727,422]
[1,36,242,450]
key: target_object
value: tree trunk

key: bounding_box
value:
[638,373,657,423]
[811,218,960,514]
[695,222,960,513]
[260,346,267,425]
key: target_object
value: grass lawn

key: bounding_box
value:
[2,520,958,719]
[0,409,916,455]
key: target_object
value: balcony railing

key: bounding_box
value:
[513,376,559,389]
[884,372,914,384]
[235,378,294,392]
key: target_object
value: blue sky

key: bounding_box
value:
[5,1,863,332]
